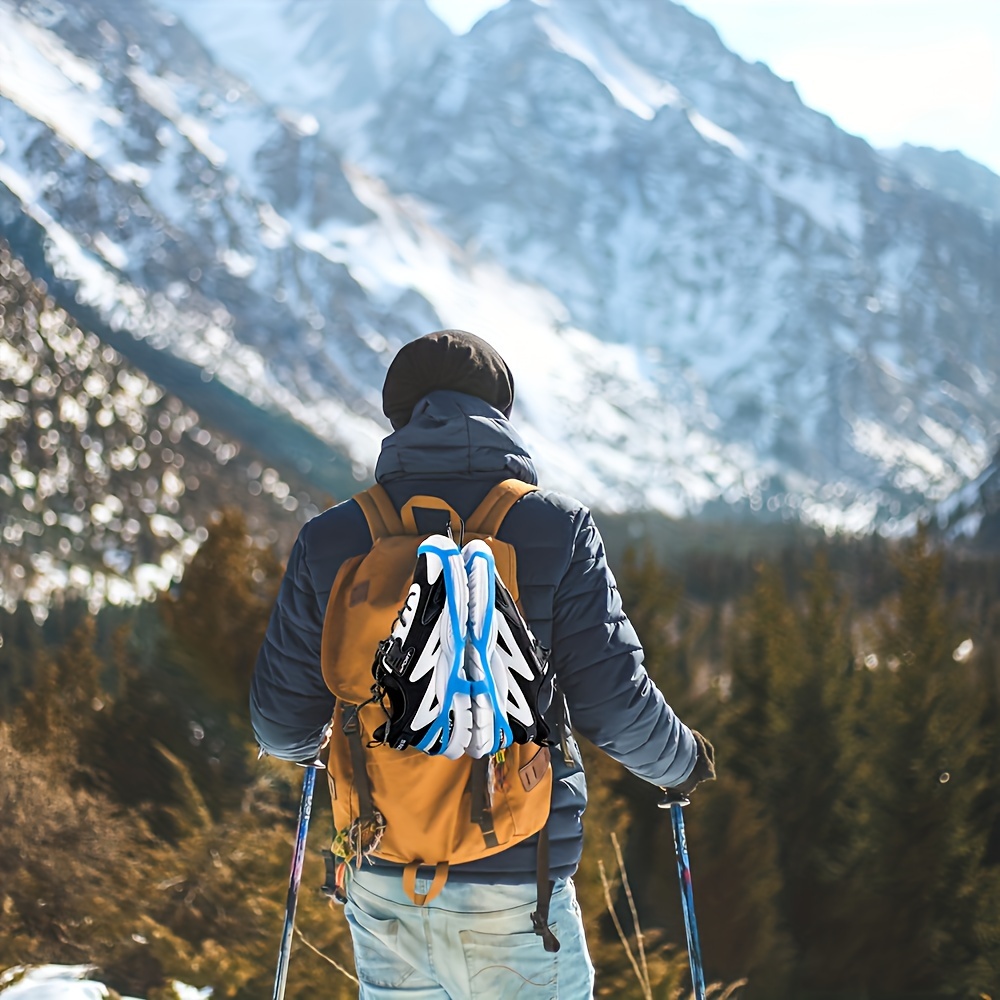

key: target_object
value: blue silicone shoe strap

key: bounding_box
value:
[414,542,468,754]
[467,550,513,754]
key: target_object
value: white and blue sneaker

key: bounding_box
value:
[463,540,514,758]
[463,541,553,754]
[493,572,553,747]
[372,535,472,759]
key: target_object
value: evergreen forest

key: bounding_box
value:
[1,509,999,999]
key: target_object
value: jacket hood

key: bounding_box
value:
[375,390,537,485]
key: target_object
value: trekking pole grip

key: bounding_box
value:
[658,790,691,809]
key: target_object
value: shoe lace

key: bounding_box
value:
[395,587,419,630]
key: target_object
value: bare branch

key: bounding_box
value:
[293,926,359,984]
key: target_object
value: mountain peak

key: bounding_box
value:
[1,0,996,555]
[154,0,450,152]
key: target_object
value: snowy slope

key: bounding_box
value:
[0,0,767,519]
[937,449,1000,543]
[361,0,999,531]
[1,0,997,538]
[0,964,209,999]
[154,0,450,156]
[886,143,1000,219]
[0,0,420,472]
[0,241,312,620]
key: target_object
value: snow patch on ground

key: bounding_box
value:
[0,964,210,999]
[686,109,748,158]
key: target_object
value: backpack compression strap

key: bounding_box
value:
[353,485,405,540]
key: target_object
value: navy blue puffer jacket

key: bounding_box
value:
[251,390,697,882]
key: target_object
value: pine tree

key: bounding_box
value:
[851,529,1000,995]
[11,615,105,754]
[1,619,358,999]
[681,774,793,995]
[774,552,865,988]
[161,507,281,708]
[721,563,799,793]
[616,548,792,995]
[709,553,871,993]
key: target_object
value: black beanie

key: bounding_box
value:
[382,330,515,430]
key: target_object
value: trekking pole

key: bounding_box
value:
[659,792,707,1000]
[272,762,317,1000]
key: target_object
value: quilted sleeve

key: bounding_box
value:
[551,506,697,788]
[250,519,335,761]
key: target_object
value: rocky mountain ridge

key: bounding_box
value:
[0,0,996,541]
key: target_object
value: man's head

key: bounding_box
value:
[382,330,515,430]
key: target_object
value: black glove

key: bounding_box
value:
[665,730,716,797]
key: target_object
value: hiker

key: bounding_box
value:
[251,330,716,998]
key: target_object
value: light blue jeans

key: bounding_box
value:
[344,867,595,998]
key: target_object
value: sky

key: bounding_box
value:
[425,0,1000,174]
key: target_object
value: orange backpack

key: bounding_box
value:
[320,479,553,906]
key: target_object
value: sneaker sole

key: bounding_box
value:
[493,576,547,745]
[412,536,472,758]
[463,540,513,758]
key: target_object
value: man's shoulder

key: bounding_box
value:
[306,494,369,534]
[502,487,592,552]
[518,487,590,522]
[293,496,373,586]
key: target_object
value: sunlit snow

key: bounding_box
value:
[0,964,211,999]
[0,0,994,546]
[0,7,141,183]
[535,13,680,121]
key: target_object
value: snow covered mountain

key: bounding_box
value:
[885,143,1000,220]
[153,0,450,155]
[0,240,312,620]
[938,449,1000,546]
[359,0,999,531]
[1,0,997,539]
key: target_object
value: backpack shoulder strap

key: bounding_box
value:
[357,479,535,540]
[466,479,538,537]
[353,484,405,541]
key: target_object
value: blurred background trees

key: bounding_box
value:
[2,511,999,998]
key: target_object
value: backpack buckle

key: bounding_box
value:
[342,704,360,735]
[320,848,348,905]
